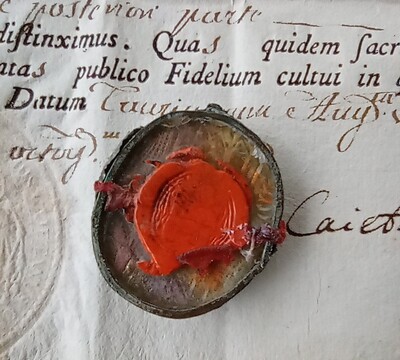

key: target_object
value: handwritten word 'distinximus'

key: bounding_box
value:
[287,190,400,237]
[9,126,97,184]
[286,90,400,152]
[0,22,118,54]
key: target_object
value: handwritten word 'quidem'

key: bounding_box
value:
[287,190,400,237]
[9,126,97,184]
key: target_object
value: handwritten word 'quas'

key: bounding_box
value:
[9,126,97,184]
[152,31,220,61]
[287,190,400,237]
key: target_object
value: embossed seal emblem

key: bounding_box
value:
[0,121,64,353]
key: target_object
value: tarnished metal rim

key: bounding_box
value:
[92,104,284,318]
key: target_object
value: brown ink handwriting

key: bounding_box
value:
[9,125,97,184]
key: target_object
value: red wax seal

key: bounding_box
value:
[95,147,285,276]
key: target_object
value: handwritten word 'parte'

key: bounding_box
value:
[287,190,400,237]
[169,6,262,36]
[9,126,97,184]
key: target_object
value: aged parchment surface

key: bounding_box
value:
[1,0,399,359]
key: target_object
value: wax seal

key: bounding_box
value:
[92,104,284,318]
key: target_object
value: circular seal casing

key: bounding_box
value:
[92,104,283,318]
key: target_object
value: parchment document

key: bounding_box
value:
[1,0,399,359]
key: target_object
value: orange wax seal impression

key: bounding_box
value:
[92,104,284,318]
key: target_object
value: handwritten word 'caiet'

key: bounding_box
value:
[287,190,400,237]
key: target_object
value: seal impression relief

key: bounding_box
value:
[0,121,64,353]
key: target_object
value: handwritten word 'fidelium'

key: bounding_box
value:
[287,190,400,237]
[9,126,97,184]
[164,62,262,87]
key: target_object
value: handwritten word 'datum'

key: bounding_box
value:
[9,126,97,184]
[5,86,86,111]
